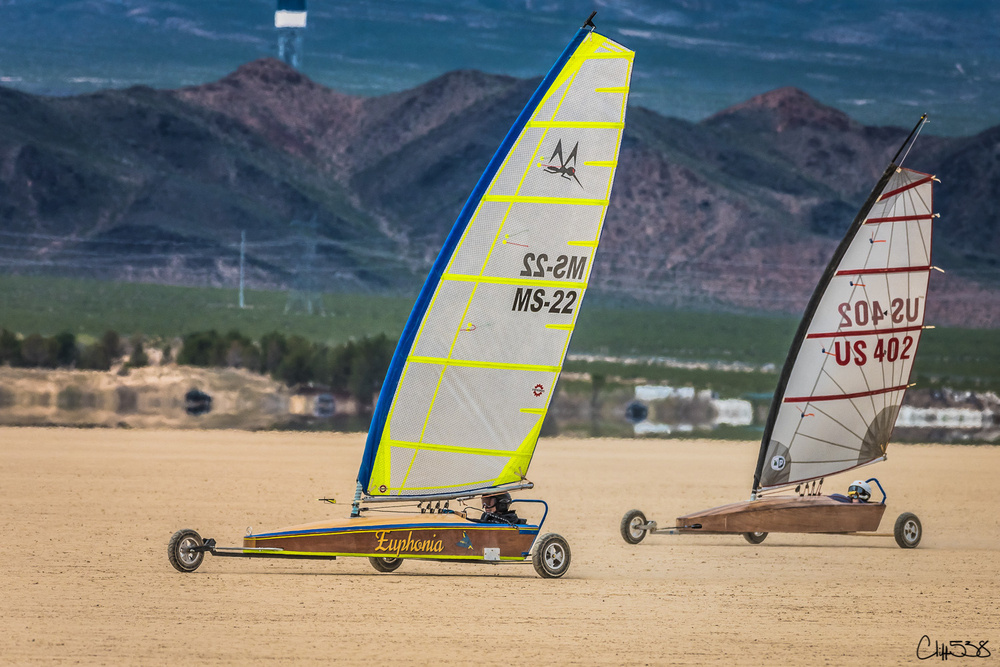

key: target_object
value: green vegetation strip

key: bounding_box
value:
[2,275,998,392]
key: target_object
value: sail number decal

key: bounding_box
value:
[837,298,921,327]
[826,336,914,366]
[519,253,587,280]
[512,287,577,314]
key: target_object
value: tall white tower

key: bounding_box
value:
[275,0,307,69]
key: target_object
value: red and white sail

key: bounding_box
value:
[756,166,935,491]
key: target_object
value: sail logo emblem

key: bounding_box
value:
[457,532,473,550]
[378,485,387,493]
[539,140,583,188]
[532,384,545,397]
[770,455,786,471]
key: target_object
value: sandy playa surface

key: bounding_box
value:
[2,428,998,665]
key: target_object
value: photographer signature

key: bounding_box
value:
[917,635,991,660]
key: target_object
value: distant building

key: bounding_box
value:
[275,0,307,69]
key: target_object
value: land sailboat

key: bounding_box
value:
[621,116,935,549]
[169,14,633,577]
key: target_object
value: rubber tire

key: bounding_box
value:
[743,531,768,545]
[620,509,648,544]
[168,529,205,573]
[368,556,403,573]
[532,533,571,579]
[894,512,922,548]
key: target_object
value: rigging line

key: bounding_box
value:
[891,114,928,167]
[796,405,865,454]
[795,431,865,453]
[897,116,928,169]
[818,366,873,430]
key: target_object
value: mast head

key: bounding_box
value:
[582,11,597,30]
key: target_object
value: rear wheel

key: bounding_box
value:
[743,531,768,545]
[533,533,571,579]
[620,509,648,544]
[894,512,922,548]
[368,556,403,573]
[168,529,204,573]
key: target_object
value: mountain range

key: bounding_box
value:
[0,58,997,326]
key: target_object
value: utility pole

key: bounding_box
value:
[239,230,246,309]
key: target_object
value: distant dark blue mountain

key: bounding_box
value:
[0,1,997,136]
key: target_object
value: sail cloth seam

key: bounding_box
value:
[481,195,609,206]
[384,440,516,457]
[441,274,587,289]
[356,25,594,494]
[784,383,909,403]
[407,356,562,373]
[527,121,624,128]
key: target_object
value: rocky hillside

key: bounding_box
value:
[1,59,997,324]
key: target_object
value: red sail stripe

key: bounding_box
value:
[865,214,934,224]
[877,176,933,201]
[784,383,909,403]
[806,325,923,339]
[836,265,931,276]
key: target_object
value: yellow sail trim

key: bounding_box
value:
[545,323,573,331]
[520,408,546,415]
[566,240,598,247]
[595,86,628,93]
[407,355,561,374]
[587,52,634,60]
[441,273,587,290]
[527,121,624,129]
[385,439,514,458]
[583,160,616,167]
[495,415,545,486]
[481,194,608,206]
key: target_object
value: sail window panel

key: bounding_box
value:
[389,446,416,490]
[550,58,630,124]
[446,202,515,276]
[449,283,573,367]
[516,128,620,200]
[410,281,477,360]
[479,202,602,280]
[422,366,555,452]
[387,362,445,443]
[486,128,549,198]
[399,449,510,493]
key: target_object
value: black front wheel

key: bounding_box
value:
[620,509,648,544]
[368,556,403,573]
[168,529,205,573]
[743,531,768,545]
[894,512,922,548]
[532,533,571,579]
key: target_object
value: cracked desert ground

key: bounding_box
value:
[2,428,997,665]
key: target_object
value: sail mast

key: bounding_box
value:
[752,116,929,495]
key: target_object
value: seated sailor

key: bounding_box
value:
[475,492,526,524]
[830,479,872,503]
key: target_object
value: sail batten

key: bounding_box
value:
[358,27,632,499]
[754,132,935,493]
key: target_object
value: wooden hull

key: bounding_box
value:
[243,513,539,561]
[676,496,886,534]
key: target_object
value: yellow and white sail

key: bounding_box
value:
[358,27,633,498]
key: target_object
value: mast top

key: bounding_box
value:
[583,11,597,30]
